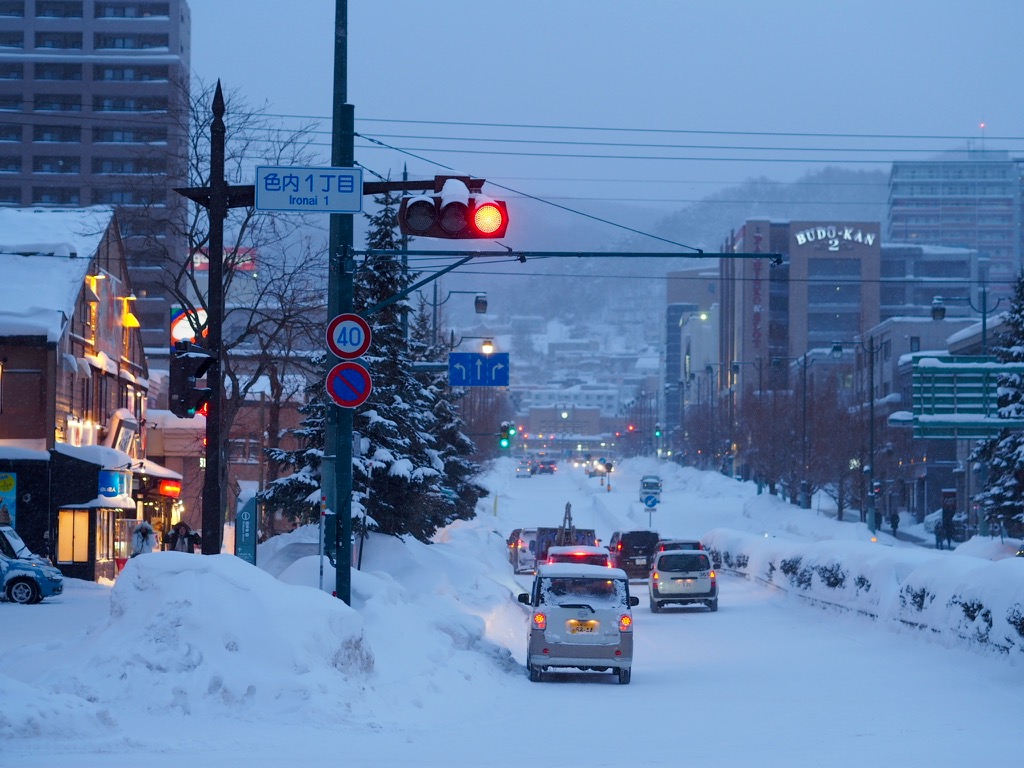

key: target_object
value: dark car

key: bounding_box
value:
[536,461,557,475]
[608,530,661,579]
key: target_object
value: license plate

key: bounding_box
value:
[633,557,647,565]
[568,620,598,634]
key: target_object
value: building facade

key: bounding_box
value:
[887,149,1024,301]
[0,0,191,349]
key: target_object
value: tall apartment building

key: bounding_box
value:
[0,0,191,349]
[887,149,1024,301]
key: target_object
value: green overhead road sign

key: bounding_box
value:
[910,355,1024,439]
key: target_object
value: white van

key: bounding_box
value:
[518,563,639,684]
[507,527,539,574]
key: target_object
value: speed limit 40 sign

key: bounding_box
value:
[326,313,371,359]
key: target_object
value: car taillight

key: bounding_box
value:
[710,570,716,585]
[618,614,633,632]
[616,542,623,551]
[652,571,660,581]
[533,612,547,631]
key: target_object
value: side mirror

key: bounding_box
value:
[518,593,531,605]
[629,596,640,607]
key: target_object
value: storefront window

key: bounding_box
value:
[57,508,89,562]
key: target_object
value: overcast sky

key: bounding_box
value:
[186,0,1024,266]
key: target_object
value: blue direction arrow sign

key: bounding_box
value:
[643,495,659,509]
[326,361,372,409]
[448,352,510,387]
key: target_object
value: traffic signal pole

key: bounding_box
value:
[326,0,356,604]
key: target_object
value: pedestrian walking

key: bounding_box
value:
[164,521,201,553]
[130,520,157,557]
[889,512,899,537]
[934,522,945,550]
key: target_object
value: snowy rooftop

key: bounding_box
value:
[0,207,115,341]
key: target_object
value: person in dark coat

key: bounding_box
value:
[164,521,202,553]
[889,512,899,537]
[934,522,945,550]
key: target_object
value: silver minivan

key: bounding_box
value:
[518,563,639,684]
[648,549,718,612]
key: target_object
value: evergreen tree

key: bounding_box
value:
[408,294,487,529]
[258,353,329,527]
[970,272,1024,537]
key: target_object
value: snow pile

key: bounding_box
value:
[703,491,1024,653]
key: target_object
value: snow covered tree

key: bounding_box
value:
[972,275,1024,533]
[970,272,1024,537]
[257,353,329,527]
[352,191,480,541]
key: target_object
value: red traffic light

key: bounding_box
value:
[398,178,509,239]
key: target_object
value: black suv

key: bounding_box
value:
[608,530,661,579]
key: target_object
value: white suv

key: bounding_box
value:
[518,563,638,684]
[648,549,718,613]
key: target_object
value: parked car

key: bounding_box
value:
[0,525,63,605]
[656,538,704,552]
[546,545,612,568]
[648,549,718,613]
[507,527,539,574]
[608,530,661,579]
[518,562,639,684]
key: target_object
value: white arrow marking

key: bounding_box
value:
[475,358,484,379]
[490,362,506,380]
[454,362,467,380]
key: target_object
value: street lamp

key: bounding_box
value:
[426,288,487,346]
[831,337,880,533]
[930,285,1004,355]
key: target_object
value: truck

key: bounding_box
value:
[507,503,598,574]
[639,475,663,503]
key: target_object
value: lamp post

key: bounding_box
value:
[428,288,487,346]
[831,337,880,533]
[930,285,1004,355]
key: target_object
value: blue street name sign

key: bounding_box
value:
[448,352,510,387]
[255,165,363,214]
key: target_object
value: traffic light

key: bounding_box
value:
[499,420,516,450]
[654,424,663,438]
[398,177,509,239]
[169,340,214,418]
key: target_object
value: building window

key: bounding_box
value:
[0,122,20,141]
[57,508,90,563]
[0,185,19,203]
[35,62,81,80]
[0,94,20,111]
[93,64,168,82]
[0,2,25,18]
[96,2,169,18]
[34,93,82,111]
[94,95,168,112]
[94,33,169,50]
[0,62,22,79]
[0,30,23,48]
[909,336,921,353]
[0,155,20,172]
[33,124,81,142]
[92,156,164,174]
[93,126,167,143]
[36,1,82,17]
[32,186,80,204]
[35,31,83,49]
[33,155,80,173]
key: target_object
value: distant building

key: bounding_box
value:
[0,0,192,350]
[887,149,1024,301]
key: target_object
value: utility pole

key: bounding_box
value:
[325,0,356,604]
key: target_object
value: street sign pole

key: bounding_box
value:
[325,0,356,604]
